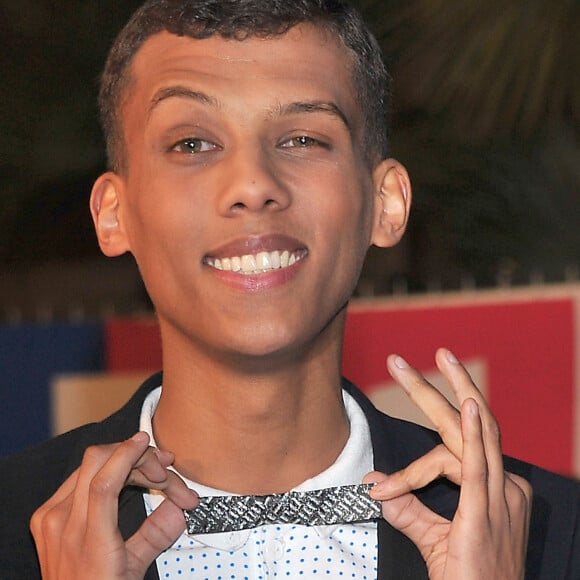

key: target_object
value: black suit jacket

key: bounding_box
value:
[1,372,579,579]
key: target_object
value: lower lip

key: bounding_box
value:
[206,259,304,291]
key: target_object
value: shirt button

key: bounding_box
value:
[265,538,285,560]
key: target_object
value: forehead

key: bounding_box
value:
[123,24,361,128]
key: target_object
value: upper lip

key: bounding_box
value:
[205,234,307,260]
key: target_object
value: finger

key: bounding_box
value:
[505,472,533,544]
[30,468,84,579]
[131,447,175,485]
[157,470,198,509]
[126,446,198,509]
[456,398,489,522]
[377,491,448,564]
[387,354,463,459]
[83,432,154,542]
[364,444,462,500]
[67,439,138,532]
[363,471,389,486]
[435,349,505,499]
[126,497,189,576]
[434,348,496,435]
[434,348,488,409]
[129,467,198,510]
[506,472,533,509]
[30,475,77,576]
[30,469,80,549]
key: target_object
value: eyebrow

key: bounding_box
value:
[147,86,219,119]
[147,86,351,134]
[278,101,352,134]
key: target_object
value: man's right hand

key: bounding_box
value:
[30,432,198,579]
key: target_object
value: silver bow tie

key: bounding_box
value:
[184,483,381,535]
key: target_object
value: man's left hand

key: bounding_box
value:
[365,348,532,580]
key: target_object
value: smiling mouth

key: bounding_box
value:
[204,249,307,275]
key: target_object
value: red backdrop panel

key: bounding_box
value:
[105,318,162,372]
[342,297,575,475]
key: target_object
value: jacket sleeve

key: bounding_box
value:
[504,456,580,580]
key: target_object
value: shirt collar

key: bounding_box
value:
[140,384,374,549]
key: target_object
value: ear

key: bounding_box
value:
[370,159,412,248]
[89,172,130,257]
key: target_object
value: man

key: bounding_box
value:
[1,1,578,578]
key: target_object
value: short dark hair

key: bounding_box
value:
[99,0,391,172]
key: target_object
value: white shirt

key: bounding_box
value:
[140,386,378,579]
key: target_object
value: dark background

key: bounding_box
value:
[1,0,578,319]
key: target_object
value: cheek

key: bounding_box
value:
[337,190,375,275]
[122,177,206,266]
[318,182,373,247]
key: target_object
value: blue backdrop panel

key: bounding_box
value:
[0,322,104,456]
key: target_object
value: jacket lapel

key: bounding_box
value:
[377,520,429,579]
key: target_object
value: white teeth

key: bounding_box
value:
[255,251,271,270]
[241,254,257,272]
[207,249,304,274]
[280,250,289,268]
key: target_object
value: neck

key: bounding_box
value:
[151,323,349,494]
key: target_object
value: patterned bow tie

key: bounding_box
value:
[184,483,381,535]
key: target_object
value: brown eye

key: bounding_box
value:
[172,138,218,154]
[281,135,326,148]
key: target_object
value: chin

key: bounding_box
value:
[221,317,339,368]
[227,331,299,360]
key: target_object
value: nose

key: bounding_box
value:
[217,145,291,216]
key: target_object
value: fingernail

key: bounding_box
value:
[466,398,479,416]
[157,449,175,465]
[445,350,459,364]
[394,355,410,369]
[369,478,393,497]
[131,431,149,443]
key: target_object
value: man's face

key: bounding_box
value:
[98,24,387,362]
